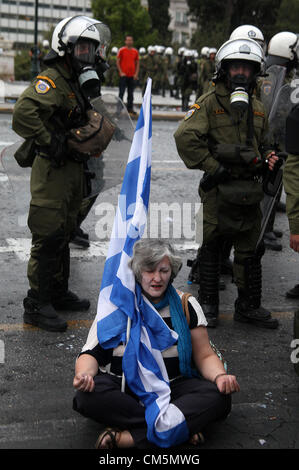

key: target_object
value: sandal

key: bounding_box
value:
[95,428,120,449]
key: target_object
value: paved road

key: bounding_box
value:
[0,115,298,450]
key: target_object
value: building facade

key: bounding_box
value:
[0,0,92,46]
[168,0,197,46]
[141,0,196,46]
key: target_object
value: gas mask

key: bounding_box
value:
[227,61,255,113]
[229,74,250,112]
[72,39,104,99]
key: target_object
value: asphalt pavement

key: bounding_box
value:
[0,87,298,453]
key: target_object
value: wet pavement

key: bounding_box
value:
[0,95,298,453]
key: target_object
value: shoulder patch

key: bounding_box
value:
[190,103,201,110]
[35,80,50,94]
[36,75,56,88]
[184,108,196,121]
[254,111,265,118]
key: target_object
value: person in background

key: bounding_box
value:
[117,35,139,115]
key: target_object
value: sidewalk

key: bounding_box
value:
[0,82,188,120]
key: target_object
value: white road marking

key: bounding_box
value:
[0,238,198,262]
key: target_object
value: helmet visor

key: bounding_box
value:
[61,18,111,60]
[73,39,98,65]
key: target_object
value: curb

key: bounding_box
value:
[0,105,185,121]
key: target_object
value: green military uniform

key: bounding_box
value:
[200,59,215,95]
[152,53,164,94]
[284,154,299,375]
[142,54,158,94]
[284,153,299,234]
[12,61,89,331]
[106,55,118,87]
[139,54,147,90]
[174,80,278,329]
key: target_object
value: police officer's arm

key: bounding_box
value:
[12,80,63,147]
[174,102,220,175]
[283,154,299,251]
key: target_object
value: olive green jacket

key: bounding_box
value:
[283,154,299,234]
[12,61,78,147]
[174,81,271,178]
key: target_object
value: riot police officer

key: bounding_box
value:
[12,16,111,332]
[230,25,265,51]
[262,32,298,251]
[179,49,198,111]
[174,38,279,329]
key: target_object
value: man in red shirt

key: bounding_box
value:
[117,35,139,115]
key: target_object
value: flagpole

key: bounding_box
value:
[121,317,132,393]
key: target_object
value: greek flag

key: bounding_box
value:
[96,79,189,447]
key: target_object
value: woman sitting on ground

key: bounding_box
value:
[73,239,240,449]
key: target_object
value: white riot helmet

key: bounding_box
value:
[178,47,186,56]
[155,45,165,54]
[46,16,111,62]
[209,47,217,56]
[230,25,265,49]
[215,38,264,110]
[266,31,298,69]
[111,46,118,55]
[215,38,263,75]
[183,49,193,57]
[147,45,155,54]
[42,39,49,49]
[201,46,209,58]
[165,47,173,56]
[139,47,146,55]
[44,16,111,99]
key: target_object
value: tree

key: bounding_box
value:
[91,0,159,48]
[147,0,171,44]
[274,0,299,35]
[188,0,282,49]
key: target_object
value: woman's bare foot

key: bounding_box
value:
[96,428,135,449]
[189,432,205,446]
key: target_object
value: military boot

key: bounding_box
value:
[52,290,90,311]
[24,251,68,332]
[70,226,90,249]
[263,231,282,251]
[198,244,220,327]
[24,294,68,332]
[234,254,279,329]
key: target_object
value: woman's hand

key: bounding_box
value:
[73,373,95,392]
[215,374,240,394]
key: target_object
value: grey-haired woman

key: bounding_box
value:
[73,239,239,449]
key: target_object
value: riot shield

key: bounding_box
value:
[258,70,293,251]
[260,65,287,116]
[0,140,31,227]
[0,94,134,226]
[85,93,134,198]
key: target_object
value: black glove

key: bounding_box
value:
[200,165,231,192]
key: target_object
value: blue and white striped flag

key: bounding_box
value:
[96,79,189,448]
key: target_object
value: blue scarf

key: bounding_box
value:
[153,285,196,378]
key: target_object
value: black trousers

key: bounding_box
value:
[118,76,135,111]
[73,373,231,449]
